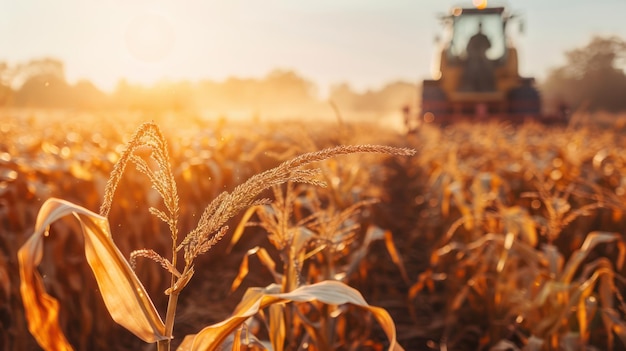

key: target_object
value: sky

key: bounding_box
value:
[3,0,626,96]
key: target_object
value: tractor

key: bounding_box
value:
[416,5,567,126]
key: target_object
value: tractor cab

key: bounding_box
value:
[444,7,508,69]
[418,5,544,126]
[443,7,510,93]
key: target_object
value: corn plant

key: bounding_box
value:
[228,177,408,350]
[515,232,626,350]
[18,121,412,351]
[225,133,411,350]
[409,158,626,350]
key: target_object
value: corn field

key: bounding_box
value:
[1,110,626,350]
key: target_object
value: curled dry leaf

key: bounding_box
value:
[560,231,625,284]
[18,198,167,350]
[178,280,404,351]
[230,246,280,292]
[226,206,259,254]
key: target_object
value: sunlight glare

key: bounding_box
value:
[125,13,175,62]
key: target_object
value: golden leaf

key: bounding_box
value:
[180,280,404,351]
[18,198,167,350]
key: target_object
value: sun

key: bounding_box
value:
[125,13,175,63]
[472,0,488,10]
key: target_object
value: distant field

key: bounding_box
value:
[2,110,626,350]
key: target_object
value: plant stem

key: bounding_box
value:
[158,234,180,351]
[157,337,170,351]
[159,291,179,351]
[320,249,334,350]
[282,250,298,350]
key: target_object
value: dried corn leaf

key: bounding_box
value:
[231,246,280,292]
[18,198,167,350]
[502,206,538,247]
[542,244,563,278]
[383,230,410,284]
[577,281,597,344]
[180,280,404,351]
[183,327,267,351]
[602,308,626,347]
[560,232,623,284]
[540,264,621,339]
[292,226,314,257]
[226,206,259,254]
[341,225,386,279]
[232,328,243,351]
[471,172,502,223]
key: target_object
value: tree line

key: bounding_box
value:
[540,35,626,113]
[0,58,417,121]
[1,35,625,116]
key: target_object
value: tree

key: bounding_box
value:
[542,36,626,112]
[12,58,107,109]
[14,73,71,107]
[13,58,70,107]
[14,58,65,86]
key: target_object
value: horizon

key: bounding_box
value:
[4,0,626,97]
[6,58,420,97]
